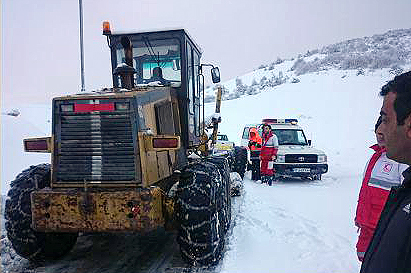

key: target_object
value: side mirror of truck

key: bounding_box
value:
[211,67,220,83]
[308,140,312,146]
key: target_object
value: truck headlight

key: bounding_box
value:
[318,155,327,163]
[276,155,285,163]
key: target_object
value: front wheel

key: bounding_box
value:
[5,164,78,261]
[175,161,227,266]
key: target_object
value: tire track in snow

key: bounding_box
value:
[222,175,358,272]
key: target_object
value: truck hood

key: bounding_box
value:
[277,145,326,155]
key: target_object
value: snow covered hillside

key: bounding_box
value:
[1,28,411,272]
[205,28,411,103]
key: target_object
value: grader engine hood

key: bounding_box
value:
[50,86,185,189]
[52,97,141,186]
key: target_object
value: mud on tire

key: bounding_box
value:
[175,160,229,266]
[233,146,247,179]
[5,164,78,261]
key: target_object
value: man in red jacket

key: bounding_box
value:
[360,71,411,273]
[355,116,407,261]
[260,124,279,185]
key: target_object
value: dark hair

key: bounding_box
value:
[380,71,411,125]
[262,123,271,130]
[375,116,382,132]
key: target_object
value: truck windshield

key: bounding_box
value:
[115,38,181,84]
[217,135,228,141]
[273,129,308,145]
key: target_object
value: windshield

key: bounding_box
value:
[115,38,181,84]
[273,129,308,145]
[217,135,228,141]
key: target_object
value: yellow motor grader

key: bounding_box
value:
[4,23,247,266]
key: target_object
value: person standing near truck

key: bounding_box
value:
[260,124,279,185]
[360,71,411,273]
[354,116,407,261]
[248,127,262,180]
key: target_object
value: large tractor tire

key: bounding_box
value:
[5,164,78,261]
[233,146,247,179]
[207,156,232,232]
[175,160,228,266]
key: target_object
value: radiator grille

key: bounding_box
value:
[55,110,137,183]
[285,154,318,163]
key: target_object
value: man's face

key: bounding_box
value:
[380,92,411,164]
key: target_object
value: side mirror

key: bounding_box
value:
[211,67,220,83]
[308,140,312,146]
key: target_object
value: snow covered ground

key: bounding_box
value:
[1,64,410,272]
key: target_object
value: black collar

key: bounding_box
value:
[402,167,411,188]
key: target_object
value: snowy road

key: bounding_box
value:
[221,172,361,273]
[2,170,362,273]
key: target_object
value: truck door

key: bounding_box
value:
[186,42,201,145]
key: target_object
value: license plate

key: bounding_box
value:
[293,168,310,173]
[216,144,232,150]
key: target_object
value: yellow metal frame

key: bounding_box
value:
[31,187,171,232]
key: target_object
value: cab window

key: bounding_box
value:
[242,127,250,139]
[115,38,181,84]
[186,43,194,114]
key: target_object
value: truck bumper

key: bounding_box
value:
[31,187,171,233]
[274,163,328,177]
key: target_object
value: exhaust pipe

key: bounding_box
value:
[114,36,135,90]
[121,36,133,68]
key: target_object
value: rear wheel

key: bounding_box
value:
[233,146,247,179]
[175,161,228,266]
[5,164,78,261]
[207,156,232,232]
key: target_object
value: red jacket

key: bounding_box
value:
[248,127,262,151]
[355,144,405,229]
[355,144,407,261]
[260,131,278,159]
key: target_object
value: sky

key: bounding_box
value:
[2,0,411,105]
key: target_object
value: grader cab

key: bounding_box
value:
[5,23,247,265]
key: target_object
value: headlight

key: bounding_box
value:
[318,155,327,163]
[276,155,285,163]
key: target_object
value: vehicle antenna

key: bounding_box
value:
[79,0,86,92]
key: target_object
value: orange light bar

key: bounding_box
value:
[102,21,111,35]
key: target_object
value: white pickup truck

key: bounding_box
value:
[213,134,235,154]
[241,119,328,180]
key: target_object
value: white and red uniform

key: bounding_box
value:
[260,131,279,176]
[355,144,408,261]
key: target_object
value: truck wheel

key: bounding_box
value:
[175,161,227,266]
[207,156,232,232]
[233,146,247,179]
[5,164,78,261]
